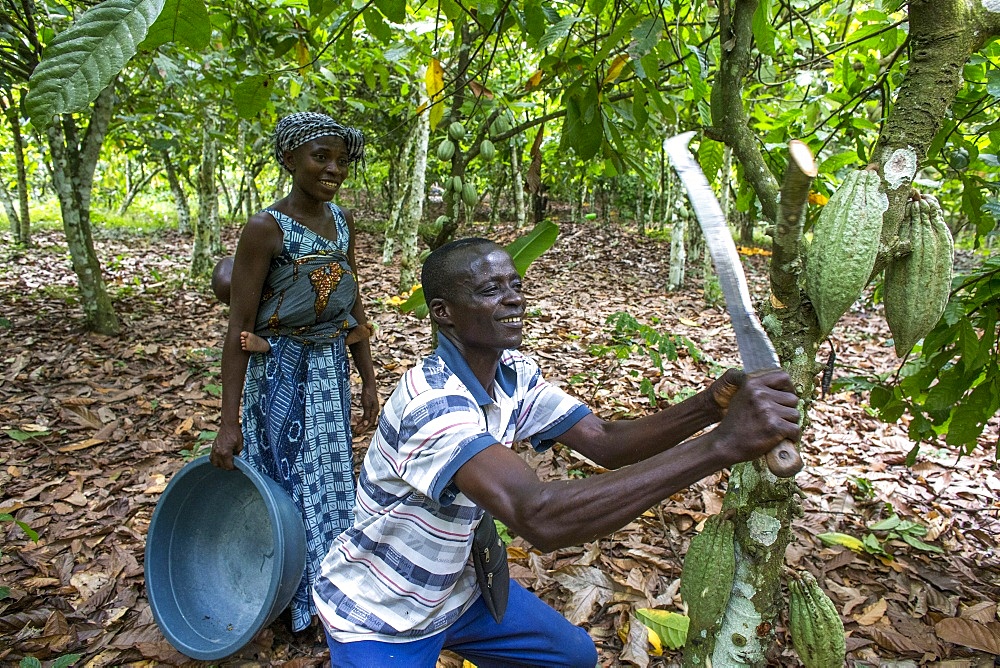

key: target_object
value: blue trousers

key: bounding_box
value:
[325,581,598,667]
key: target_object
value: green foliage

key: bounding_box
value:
[588,311,703,404]
[867,256,1000,460]
[25,0,166,127]
[398,219,560,319]
[636,607,690,650]
[818,513,943,559]
[20,655,82,668]
[180,430,216,461]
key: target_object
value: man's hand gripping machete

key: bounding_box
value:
[664,131,804,478]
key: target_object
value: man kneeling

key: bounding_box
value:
[313,238,801,667]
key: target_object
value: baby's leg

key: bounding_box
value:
[345,323,374,346]
[241,331,271,353]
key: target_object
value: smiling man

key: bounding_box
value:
[313,238,801,667]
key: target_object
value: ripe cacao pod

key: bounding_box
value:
[448,121,466,141]
[461,182,478,207]
[437,139,456,161]
[805,169,888,338]
[883,194,954,357]
[480,139,496,160]
[788,571,846,668]
[680,514,735,643]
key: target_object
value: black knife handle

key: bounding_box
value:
[766,440,803,477]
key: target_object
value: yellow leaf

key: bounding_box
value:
[525,69,543,90]
[808,191,829,205]
[636,608,690,650]
[296,38,310,69]
[603,53,629,87]
[817,532,866,553]
[678,317,699,327]
[425,58,445,130]
[58,438,105,453]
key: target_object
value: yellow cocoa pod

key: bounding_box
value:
[788,571,846,668]
[883,194,954,356]
[805,169,888,338]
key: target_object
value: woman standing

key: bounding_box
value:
[210,112,378,633]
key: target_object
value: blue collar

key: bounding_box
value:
[435,335,518,407]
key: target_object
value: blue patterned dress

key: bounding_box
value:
[241,203,358,632]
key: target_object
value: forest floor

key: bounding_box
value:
[0,217,998,668]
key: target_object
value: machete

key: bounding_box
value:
[664,131,803,478]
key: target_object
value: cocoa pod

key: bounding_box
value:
[680,514,735,645]
[805,169,888,338]
[788,570,846,668]
[883,194,954,356]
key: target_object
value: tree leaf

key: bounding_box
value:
[505,219,559,277]
[636,608,689,650]
[25,0,166,128]
[425,58,445,130]
[232,74,274,119]
[141,0,209,51]
[935,618,1000,655]
[817,532,866,553]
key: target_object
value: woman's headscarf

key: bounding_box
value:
[273,112,365,172]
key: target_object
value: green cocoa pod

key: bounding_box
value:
[480,139,496,160]
[788,571,846,668]
[805,169,888,338]
[448,121,466,142]
[433,214,450,229]
[437,139,456,161]
[450,175,463,193]
[461,182,478,207]
[883,194,954,357]
[680,514,735,643]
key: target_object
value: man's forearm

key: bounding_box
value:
[583,388,723,469]
[506,432,727,552]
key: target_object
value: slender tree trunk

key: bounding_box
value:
[511,141,526,228]
[191,116,220,277]
[1,180,20,235]
[46,84,120,335]
[117,166,161,215]
[397,102,430,290]
[161,150,191,233]
[382,115,417,266]
[2,91,32,245]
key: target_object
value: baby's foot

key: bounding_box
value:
[241,331,271,353]
[345,324,374,346]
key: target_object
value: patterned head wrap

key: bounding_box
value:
[273,112,365,173]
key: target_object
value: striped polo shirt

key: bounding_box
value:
[313,336,590,643]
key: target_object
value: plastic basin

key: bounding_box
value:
[144,455,306,660]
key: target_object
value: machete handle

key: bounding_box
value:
[766,440,803,478]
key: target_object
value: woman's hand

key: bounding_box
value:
[210,422,243,470]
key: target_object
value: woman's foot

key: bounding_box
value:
[241,331,271,353]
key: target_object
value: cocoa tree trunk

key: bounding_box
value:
[2,91,32,245]
[161,150,191,233]
[191,115,220,278]
[46,83,120,335]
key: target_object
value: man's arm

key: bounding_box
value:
[453,369,800,553]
